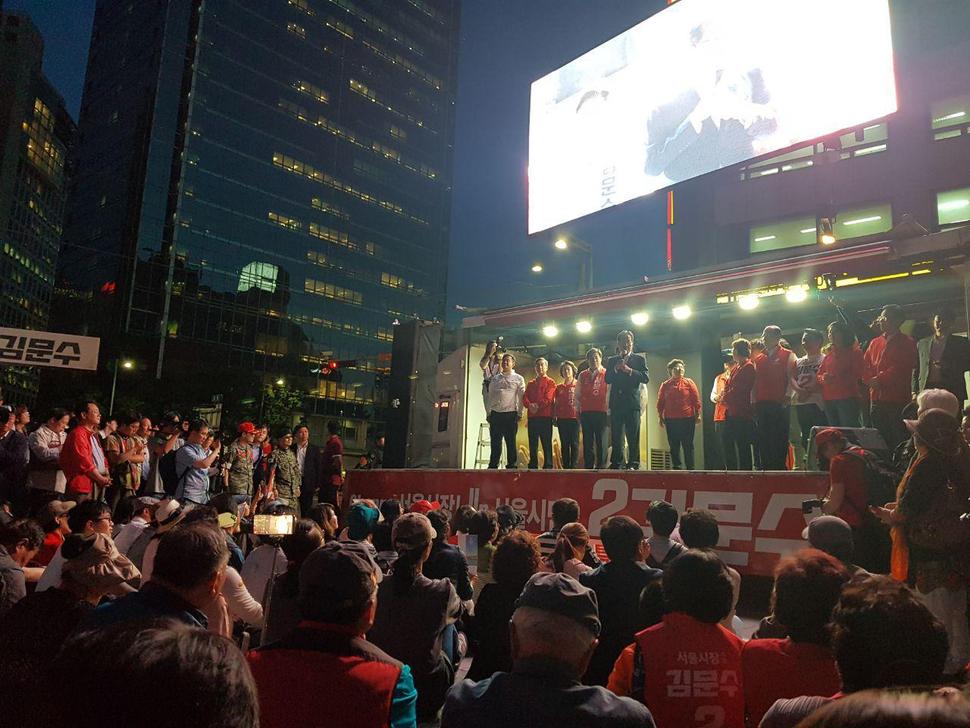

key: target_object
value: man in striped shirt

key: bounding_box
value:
[537,498,601,568]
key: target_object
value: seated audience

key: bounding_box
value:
[33,499,74,566]
[36,499,116,592]
[0,531,140,726]
[262,518,324,643]
[343,501,380,558]
[537,497,600,568]
[469,507,500,598]
[608,550,743,728]
[373,498,402,553]
[112,496,158,555]
[0,518,44,613]
[368,512,462,722]
[795,690,970,728]
[644,500,685,571]
[248,541,417,728]
[543,521,593,579]
[761,575,949,728]
[239,503,292,604]
[46,620,258,728]
[742,549,849,727]
[307,501,339,541]
[82,524,229,630]
[443,572,656,727]
[423,508,473,602]
[496,503,525,542]
[467,530,542,681]
[679,508,741,631]
[579,515,662,686]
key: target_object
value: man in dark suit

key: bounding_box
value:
[292,424,322,516]
[605,330,649,470]
[913,309,970,404]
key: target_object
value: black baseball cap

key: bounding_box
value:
[299,541,383,620]
[515,572,601,636]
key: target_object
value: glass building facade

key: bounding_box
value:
[57,0,459,442]
[0,12,75,405]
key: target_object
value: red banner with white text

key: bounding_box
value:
[347,470,829,577]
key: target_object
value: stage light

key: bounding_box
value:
[738,294,759,311]
[542,324,559,338]
[554,238,568,250]
[672,305,692,321]
[576,320,592,334]
[786,286,808,303]
[630,312,649,327]
[818,217,836,245]
[531,263,543,273]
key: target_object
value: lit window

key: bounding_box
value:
[305,278,363,305]
[294,80,329,104]
[268,211,301,230]
[239,262,279,293]
[931,95,970,135]
[749,216,818,254]
[836,203,893,238]
[938,187,970,227]
[326,18,354,39]
[287,22,306,38]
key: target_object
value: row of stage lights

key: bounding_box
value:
[540,286,810,339]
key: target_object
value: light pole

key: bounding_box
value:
[554,236,593,290]
[109,358,135,413]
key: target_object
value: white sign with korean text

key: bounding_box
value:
[0,327,100,371]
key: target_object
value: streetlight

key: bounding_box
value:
[531,263,544,273]
[275,378,285,386]
[109,358,136,413]
[552,235,593,290]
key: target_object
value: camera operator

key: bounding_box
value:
[480,339,503,410]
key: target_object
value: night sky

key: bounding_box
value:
[10,0,671,317]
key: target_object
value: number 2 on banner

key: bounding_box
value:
[587,479,628,537]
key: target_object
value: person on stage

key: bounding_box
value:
[479,340,502,411]
[487,353,525,469]
[577,348,608,469]
[817,321,866,428]
[554,362,580,469]
[605,331,649,470]
[524,358,556,469]
[710,351,733,469]
[913,308,970,404]
[656,359,702,470]
[753,325,796,470]
[722,338,757,470]
[864,305,917,451]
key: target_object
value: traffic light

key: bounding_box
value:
[320,359,358,383]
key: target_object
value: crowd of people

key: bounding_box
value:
[480,304,970,473]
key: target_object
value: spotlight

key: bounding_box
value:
[531,264,543,273]
[554,238,568,250]
[575,320,592,334]
[630,312,649,327]
[785,286,808,303]
[738,294,760,311]
[818,217,836,246]
[542,324,559,338]
[672,305,692,321]
[121,359,135,370]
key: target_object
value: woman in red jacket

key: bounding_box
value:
[554,362,580,468]
[817,321,866,427]
[722,339,757,470]
[524,358,556,469]
[657,359,702,470]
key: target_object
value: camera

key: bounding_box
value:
[490,336,506,353]
[238,514,296,536]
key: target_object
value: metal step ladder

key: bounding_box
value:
[474,421,495,468]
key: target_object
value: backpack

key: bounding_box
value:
[158,449,186,497]
[842,445,899,510]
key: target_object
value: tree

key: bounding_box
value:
[260,384,305,432]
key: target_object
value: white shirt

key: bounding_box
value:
[114,516,150,555]
[36,546,65,592]
[296,442,307,475]
[486,370,526,416]
[240,545,287,607]
[28,425,67,492]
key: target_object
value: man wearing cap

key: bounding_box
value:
[813,428,890,573]
[442,572,655,727]
[34,499,75,567]
[224,422,256,498]
[146,411,183,497]
[267,430,301,512]
[137,498,187,582]
[806,515,870,580]
[248,540,417,728]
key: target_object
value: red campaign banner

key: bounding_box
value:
[347,469,829,577]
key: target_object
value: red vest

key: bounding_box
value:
[633,612,744,728]
[554,381,579,420]
[579,367,608,412]
[753,347,793,403]
[524,375,556,419]
[248,622,402,728]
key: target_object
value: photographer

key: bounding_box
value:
[486,353,525,469]
[174,420,222,506]
[480,339,503,410]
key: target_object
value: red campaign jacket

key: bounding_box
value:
[58,426,103,495]
[524,376,556,419]
[578,367,608,413]
[657,377,702,420]
[248,622,405,728]
[864,332,917,403]
[817,345,865,401]
[553,381,579,420]
[753,346,794,403]
[634,612,744,728]
[722,361,756,419]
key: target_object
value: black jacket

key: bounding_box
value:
[605,353,649,412]
[914,334,970,402]
[291,442,323,493]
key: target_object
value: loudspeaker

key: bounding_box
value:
[385,320,441,468]
[806,426,889,470]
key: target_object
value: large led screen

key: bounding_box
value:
[528,0,897,234]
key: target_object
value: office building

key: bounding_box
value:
[0,11,75,405]
[57,0,460,445]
